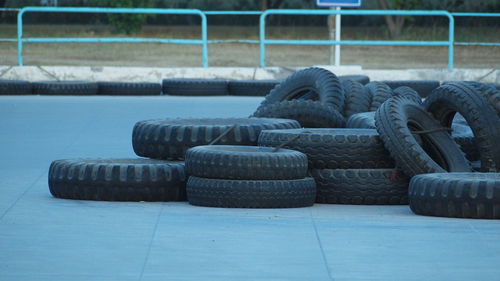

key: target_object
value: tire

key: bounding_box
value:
[228,80,280,96]
[339,75,370,85]
[259,67,344,111]
[375,95,471,177]
[341,79,371,117]
[33,81,98,95]
[424,82,500,172]
[392,86,422,104]
[382,80,440,98]
[453,134,480,162]
[187,176,316,208]
[464,81,500,115]
[309,169,409,205]
[185,145,308,180]
[97,82,161,96]
[258,128,394,169]
[409,173,500,219]
[132,117,300,160]
[0,80,32,95]
[366,82,392,111]
[162,78,228,96]
[346,111,376,129]
[252,100,345,128]
[48,159,187,201]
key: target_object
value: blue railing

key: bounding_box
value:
[16,7,208,67]
[260,9,455,68]
[1,7,498,68]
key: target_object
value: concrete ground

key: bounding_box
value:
[1,95,500,281]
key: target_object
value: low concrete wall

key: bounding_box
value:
[0,65,498,83]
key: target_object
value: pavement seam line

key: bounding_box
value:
[309,208,335,281]
[0,170,46,221]
[138,203,164,281]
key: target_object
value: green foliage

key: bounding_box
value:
[107,0,155,35]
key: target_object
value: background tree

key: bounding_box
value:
[107,0,154,35]
[376,0,418,38]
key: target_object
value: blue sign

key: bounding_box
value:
[316,0,362,7]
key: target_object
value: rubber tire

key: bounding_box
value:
[228,80,280,96]
[162,78,229,96]
[309,169,409,205]
[375,95,471,177]
[33,81,98,95]
[0,80,32,95]
[424,82,500,172]
[382,80,440,98]
[392,86,422,104]
[48,159,187,201]
[366,82,392,111]
[346,111,376,129]
[187,176,316,208]
[132,117,300,160]
[253,100,345,128]
[259,67,344,111]
[339,74,370,85]
[464,81,500,115]
[185,145,308,180]
[409,173,500,219]
[258,128,394,169]
[97,82,161,96]
[341,79,371,117]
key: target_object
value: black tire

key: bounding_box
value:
[48,159,187,201]
[339,74,370,85]
[464,81,500,115]
[185,145,308,180]
[132,117,300,160]
[392,86,422,104]
[409,173,500,219]
[252,100,345,128]
[97,82,161,96]
[375,95,471,177]
[32,81,98,95]
[0,80,32,95]
[228,80,280,96]
[366,82,392,111]
[453,134,480,162]
[309,169,409,205]
[346,111,376,129]
[341,79,371,117]
[162,78,228,96]
[187,176,316,208]
[424,82,500,172]
[382,80,440,98]
[259,67,344,111]
[258,128,394,169]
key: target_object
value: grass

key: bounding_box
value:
[0,24,498,68]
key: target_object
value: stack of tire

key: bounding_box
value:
[252,67,500,219]
[184,145,316,208]
[48,117,303,204]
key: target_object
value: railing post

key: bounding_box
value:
[199,11,208,67]
[259,11,268,67]
[447,12,454,69]
[17,8,24,66]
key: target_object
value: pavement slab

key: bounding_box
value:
[1,95,499,281]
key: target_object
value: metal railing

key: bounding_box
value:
[260,9,455,68]
[16,6,208,67]
[1,7,498,68]
[452,12,500,46]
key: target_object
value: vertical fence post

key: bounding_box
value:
[199,11,208,67]
[447,12,455,69]
[17,8,24,66]
[259,11,268,67]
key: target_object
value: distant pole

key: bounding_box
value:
[328,7,341,66]
[335,6,341,66]
[328,7,335,65]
